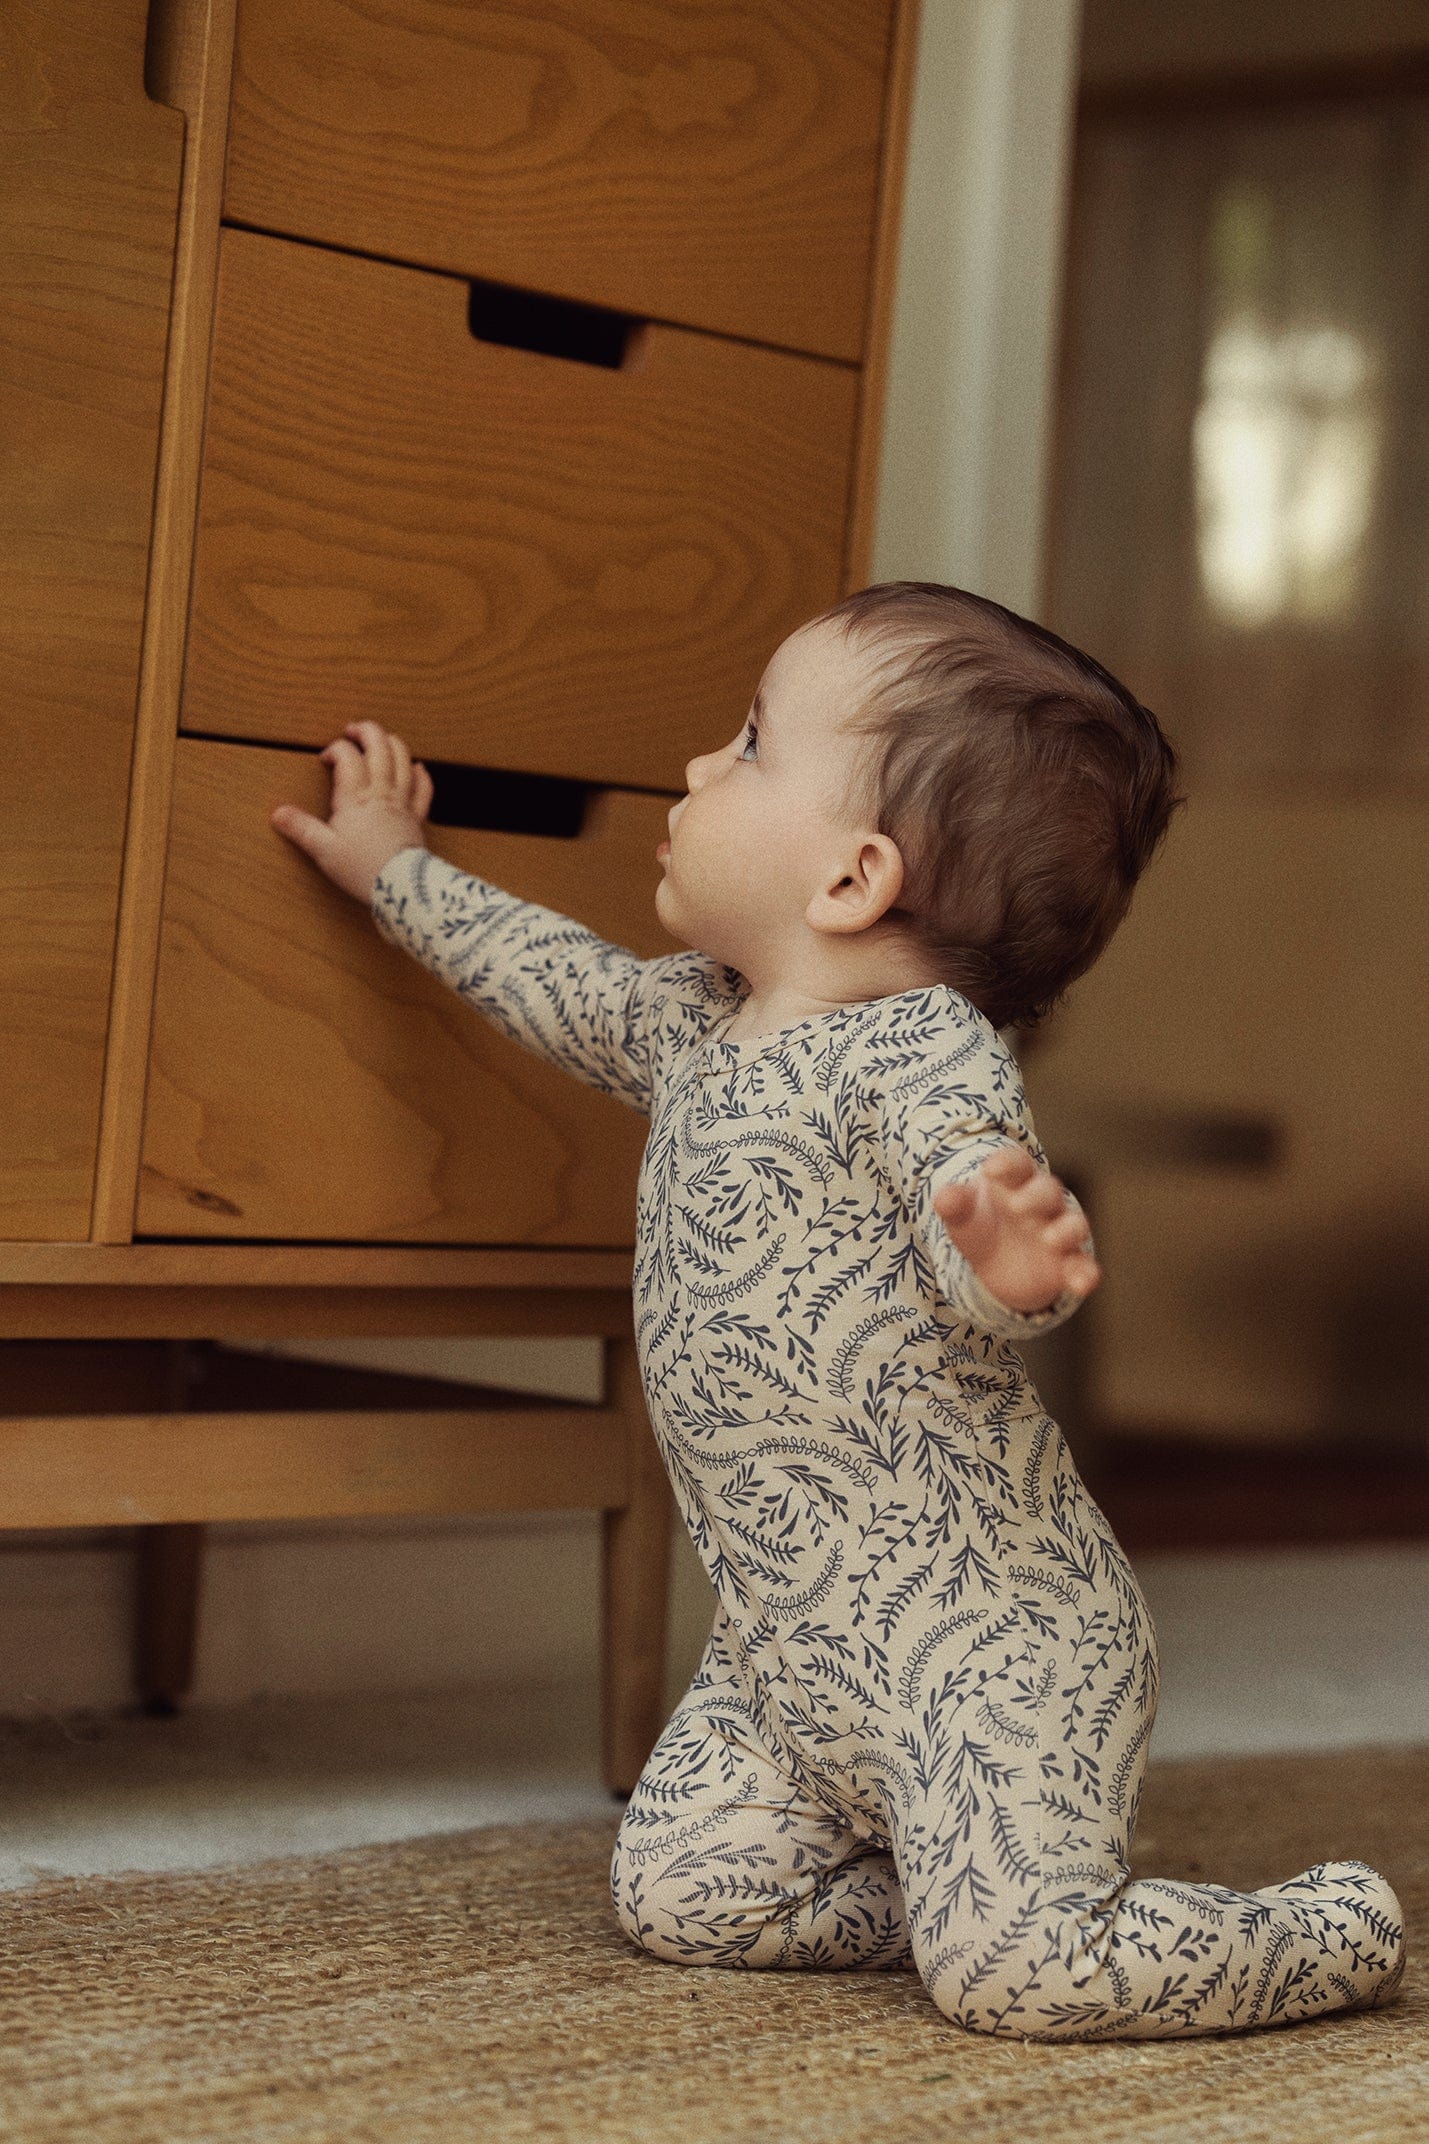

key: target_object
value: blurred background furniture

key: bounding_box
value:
[1014,0,1429,1522]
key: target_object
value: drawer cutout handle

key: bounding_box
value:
[423,756,590,838]
[467,278,643,371]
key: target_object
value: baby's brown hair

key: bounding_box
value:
[814,581,1186,1035]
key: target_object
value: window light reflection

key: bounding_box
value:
[1193,317,1380,626]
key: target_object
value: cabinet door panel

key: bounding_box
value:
[181,227,858,789]
[0,0,183,1240]
[138,738,672,1243]
[223,0,897,363]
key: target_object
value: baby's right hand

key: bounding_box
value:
[271,720,433,904]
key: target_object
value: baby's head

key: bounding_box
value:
[658,581,1185,1034]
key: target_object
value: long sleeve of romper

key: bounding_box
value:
[878,1039,1094,1343]
[370,844,670,1116]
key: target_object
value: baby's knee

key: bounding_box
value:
[609,1835,750,1967]
[609,1829,804,1970]
[609,1838,682,1963]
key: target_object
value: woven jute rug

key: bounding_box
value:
[2,1743,1423,2144]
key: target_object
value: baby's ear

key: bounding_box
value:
[805,831,904,934]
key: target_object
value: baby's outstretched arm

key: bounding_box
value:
[271,719,669,1115]
[933,1142,1101,1315]
[877,1040,1100,1340]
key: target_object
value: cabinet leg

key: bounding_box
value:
[600,1331,675,1798]
[133,1341,206,1714]
[134,1522,205,1714]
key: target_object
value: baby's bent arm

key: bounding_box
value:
[371,846,668,1115]
[878,1061,1096,1341]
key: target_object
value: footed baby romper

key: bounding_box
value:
[372,845,1407,2042]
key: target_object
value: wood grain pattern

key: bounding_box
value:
[91,0,242,1246]
[0,1404,628,1526]
[0,1242,634,1293]
[222,0,895,364]
[0,0,184,1241]
[137,737,674,1243]
[181,226,859,787]
[0,1241,638,1344]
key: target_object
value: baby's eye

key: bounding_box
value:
[738,722,759,762]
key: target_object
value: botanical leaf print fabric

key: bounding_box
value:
[372,846,1406,2041]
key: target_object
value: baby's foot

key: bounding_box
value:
[1255,1859,1406,2012]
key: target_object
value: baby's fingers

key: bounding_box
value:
[1063,1251,1103,1295]
[932,1177,977,1224]
[1043,1208,1093,1251]
[412,762,434,819]
[385,726,413,791]
[991,1146,1066,1210]
[271,801,337,862]
[342,720,396,785]
[1043,1209,1101,1291]
[984,1148,1054,1213]
[980,1144,1035,1185]
[320,736,366,799]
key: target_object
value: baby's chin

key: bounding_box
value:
[653,876,729,956]
[658,917,745,979]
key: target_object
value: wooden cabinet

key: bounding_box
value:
[0,0,921,1770]
[0,0,184,1242]
[0,0,916,1252]
[0,0,919,1257]
[100,0,916,1262]
[1023,793,1429,1444]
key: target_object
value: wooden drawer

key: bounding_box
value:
[137,737,671,1244]
[223,0,897,364]
[182,226,859,789]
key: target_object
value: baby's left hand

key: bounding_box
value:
[933,1144,1102,1314]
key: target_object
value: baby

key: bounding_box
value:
[273,580,1406,2041]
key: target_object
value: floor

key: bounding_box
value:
[0,1678,618,1895]
[2,1541,1426,1897]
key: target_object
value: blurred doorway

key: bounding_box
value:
[1024,15,1429,1516]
